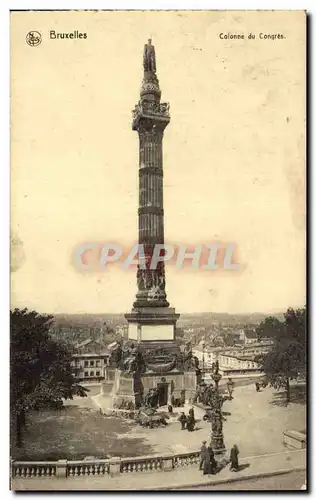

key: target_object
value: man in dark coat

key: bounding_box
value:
[179,412,187,430]
[230,444,240,471]
[199,441,207,470]
[227,378,234,399]
[186,415,195,432]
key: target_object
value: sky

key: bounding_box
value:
[10,10,306,315]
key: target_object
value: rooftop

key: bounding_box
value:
[243,329,258,339]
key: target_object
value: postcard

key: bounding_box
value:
[10,10,306,491]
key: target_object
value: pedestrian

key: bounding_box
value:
[203,445,216,475]
[199,440,207,470]
[230,444,240,472]
[189,407,195,420]
[203,445,211,475]
[255,381,260,392]
[227,378,234,399]
[179,412,187,430]
[209,445,217,474]
[187,414,195,432]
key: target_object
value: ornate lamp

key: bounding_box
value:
[210,360,226,454]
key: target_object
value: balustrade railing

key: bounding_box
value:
[12,461,57,478]
[121,456,162,473]
[173,452,200,468]
[67,460,110,477]
[12,449,202,480]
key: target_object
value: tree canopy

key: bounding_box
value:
[255,306,306,402]
[10,308,88,447]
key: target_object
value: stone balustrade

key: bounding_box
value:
[12,461,57,478]
[173,451,200,468]
[121,455,163,473]
[67,460,110,477]
[11,450,201,479]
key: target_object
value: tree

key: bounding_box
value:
[255,316,284,340]
[255,306,306,403]
[10,308,88,447]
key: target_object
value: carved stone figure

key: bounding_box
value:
[144,388,159,408]
[212,360,220,375]
[148,285,160,300]
[181,345,199,372]
[109,342,122,368]
[143,39,156,73]
[137,268,145,290]
[193,384,203,404]
[147,271,154,289]
[158,274,165,290]
[118,344,146,374]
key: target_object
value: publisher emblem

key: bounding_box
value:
[26,31,42,47]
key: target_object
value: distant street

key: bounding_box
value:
[185,471,306,491]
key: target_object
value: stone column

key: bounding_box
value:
[133,123,169,308]
[131,43,171,310]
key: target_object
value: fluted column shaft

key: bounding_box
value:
[133,123,169,308]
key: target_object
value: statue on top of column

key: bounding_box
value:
[143,39,156,73]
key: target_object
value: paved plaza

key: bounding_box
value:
[11,382,306,490]
[187,470,306,491]
[93,383,306,458]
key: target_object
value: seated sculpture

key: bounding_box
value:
[143,388,159,409]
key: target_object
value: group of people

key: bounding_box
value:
[199,441,240,475]
[178,407,196,432]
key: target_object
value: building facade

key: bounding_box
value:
[72,339,110,382]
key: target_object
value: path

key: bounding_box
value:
[188,470,306,491]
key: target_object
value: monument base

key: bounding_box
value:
[111,306,198,408]
[110,369,142,409]
[110,368,197,409]
[125,307,180,343]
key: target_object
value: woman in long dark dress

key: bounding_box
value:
[230,444,240,471]
[187,415,195,432]
[203,446,211,475]
[203,445,216,475]
[209,446,217,474]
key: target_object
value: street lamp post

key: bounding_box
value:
[210,361,226,455]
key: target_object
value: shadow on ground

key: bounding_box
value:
[238,463,251,472]
[269,386,306,408]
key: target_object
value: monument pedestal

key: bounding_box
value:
[111,368,197,409]
[111,369,143,408]
[109,308,198,408]
[125,307,179,343]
